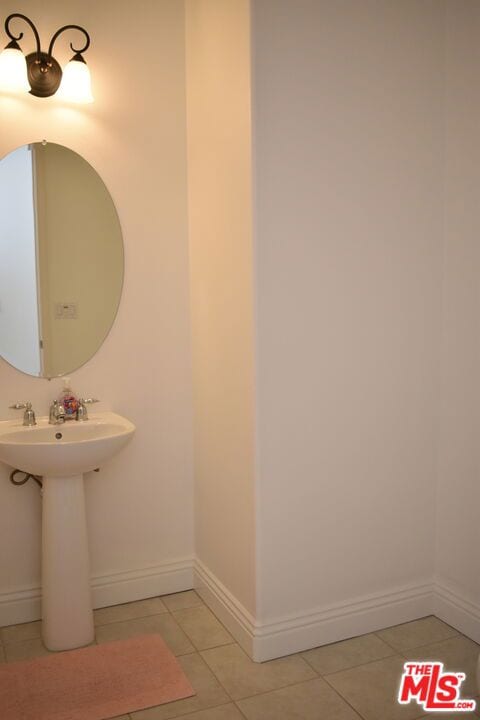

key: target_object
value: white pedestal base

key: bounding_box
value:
[41,474,94,651]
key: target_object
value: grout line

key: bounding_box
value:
[300,646,401,677]
[298,674,367,720]
[197,643,244,703]
[196,647,237,705]
[374,631,463,657]
[93,600,206,637]
[322,652,404,679]
[230,676,323,704]
[322,672,383,720]
[160,591,206,614]
[322,661,438,720]
[233,675,366,719]
[232,702,250,720]
[399,635,473,655]
[371,627,462,655]
[190,640,237,654]
[94,609,170,628]
[200,647,329,705]
[296,652,321,676]
[372,630,404,654]
[175,640,237,655]
[180,652,243,716]
[170,604,236,655]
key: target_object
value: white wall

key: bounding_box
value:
[0,0,193,624]
[0,145,41,376]
[185,0,257,620]
[252,0,444,650]
[435,0,480,642]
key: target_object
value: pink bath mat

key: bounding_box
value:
[0,633,195,720]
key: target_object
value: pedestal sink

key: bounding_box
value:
[0,412,135,651]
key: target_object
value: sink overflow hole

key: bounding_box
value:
[55,432,63,440]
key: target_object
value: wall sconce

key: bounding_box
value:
[0,13,93,103]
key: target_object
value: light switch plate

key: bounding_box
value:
[55,302,78,320]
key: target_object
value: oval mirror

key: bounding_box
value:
[0,142,123,378]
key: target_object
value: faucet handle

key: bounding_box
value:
[9,402,36,426]
[76,398,99,422]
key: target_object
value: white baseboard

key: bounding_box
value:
[92,557,194,609]
[0,586,42,628]
[0,557,194,628]
[195,558,435,662]
[194,559,256,658]
[3,558,478,664]
[252,582,434,661]
[434,580,480,645]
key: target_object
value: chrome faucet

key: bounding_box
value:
[49,400,66,425]
[9,402,37,426]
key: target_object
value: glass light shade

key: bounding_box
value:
[0,46,29,93]
[58,57,93,103]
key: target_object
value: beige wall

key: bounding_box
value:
[436,0,480,641]
[185,0,256,615]
[0,0,193,621]
[252,0,444,629]
[35,143,123,378]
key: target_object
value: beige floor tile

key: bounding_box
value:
[96,613,194,656]
[406,634,480,697]
[376,616,458,652]
[162,591,204,612]
[201,643,317,700]
[303,633,398,675]
[168,705,244,720]
[94,597,167,626]
[130,652,230,719]
[5,637,51,662]
[237,677,362,719]
[325,655,423,720]
[1,620,42,645]
[172,606,233,651]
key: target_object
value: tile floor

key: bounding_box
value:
[0,591,478,720]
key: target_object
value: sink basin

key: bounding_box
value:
[0,411,135,476]
[0,410,135,652]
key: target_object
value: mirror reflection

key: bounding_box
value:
[0,142,123,378]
